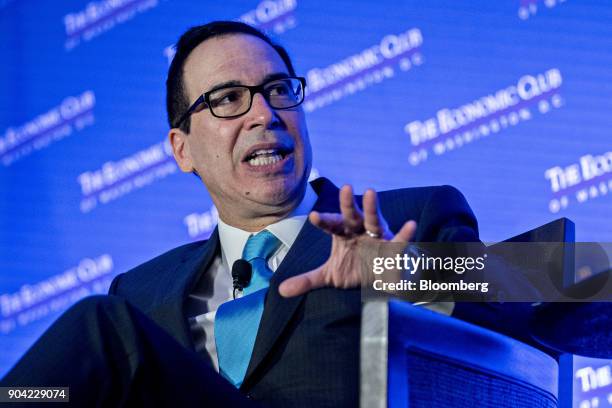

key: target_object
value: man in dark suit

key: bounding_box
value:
[1,21,484,407]
[106,177,476,407]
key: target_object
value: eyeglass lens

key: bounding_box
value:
[208,78,304,118]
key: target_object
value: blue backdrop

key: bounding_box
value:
[1,0,611,406]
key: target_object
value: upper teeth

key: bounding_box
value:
[251,149,277,157]
[247,149,284,166]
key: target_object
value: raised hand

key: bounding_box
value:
[279,185,417,297]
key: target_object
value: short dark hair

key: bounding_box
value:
[166,21,296,133]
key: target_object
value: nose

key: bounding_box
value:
[244,92,281,130]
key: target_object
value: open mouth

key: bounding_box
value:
[243,146,293,167]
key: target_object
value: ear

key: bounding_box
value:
[168,128,194,173]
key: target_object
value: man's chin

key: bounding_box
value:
[246,177,305,208]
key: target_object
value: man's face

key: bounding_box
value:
[171,34,312,226]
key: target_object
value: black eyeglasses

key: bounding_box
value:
[176,76,306,126]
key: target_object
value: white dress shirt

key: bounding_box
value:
[185,184,318,371]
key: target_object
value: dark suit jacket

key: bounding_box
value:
[108,177,483,408]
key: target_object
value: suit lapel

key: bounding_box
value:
[150,227,220,348]
[149,178,340,379]
[243,178,340,387]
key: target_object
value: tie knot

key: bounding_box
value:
[242,230,281,262]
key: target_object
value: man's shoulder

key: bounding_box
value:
[376,184,473,223]
[108,239,209,296]
[377,184,478,241]
[312,177,467,213]
[313,177,476,241]
[378,184,466,206]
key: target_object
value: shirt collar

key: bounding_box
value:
[217,182,318,271]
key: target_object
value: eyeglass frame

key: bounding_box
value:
[175,76,307,127]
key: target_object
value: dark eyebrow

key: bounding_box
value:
[206,72,290,93]
[206,80,242,93]
[262,72,290,83]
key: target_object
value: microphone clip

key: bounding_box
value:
[231,259,252,299]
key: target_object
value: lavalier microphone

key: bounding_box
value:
[231,259,252,299]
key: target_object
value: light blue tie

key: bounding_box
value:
[214,230,281,387]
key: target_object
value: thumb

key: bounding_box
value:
[392,220,417,243]
[278,267,326,297]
